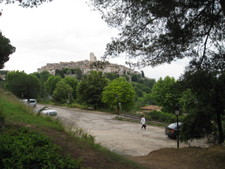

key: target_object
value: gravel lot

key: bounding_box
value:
[38,105,208,156]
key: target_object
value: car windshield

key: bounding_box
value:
[168,122,182,129]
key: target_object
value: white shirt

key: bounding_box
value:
[140,117,146,125]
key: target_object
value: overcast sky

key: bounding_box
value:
[0,0,190,80]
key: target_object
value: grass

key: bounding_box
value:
[0,90,63,131]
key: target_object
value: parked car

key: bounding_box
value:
[40,109,57,116]
[165,122,182,139]
[22,99,37,108]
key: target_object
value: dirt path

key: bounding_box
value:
[39,105,208,156]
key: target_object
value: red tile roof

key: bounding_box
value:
[140,105,161,111]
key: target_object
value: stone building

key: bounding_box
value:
[37,53,140,76]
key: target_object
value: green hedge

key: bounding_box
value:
[146,110,184,123]
[0,127,80,169]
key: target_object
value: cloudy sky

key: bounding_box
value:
[0,0,189,80]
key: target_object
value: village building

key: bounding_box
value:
[37,53,140,76]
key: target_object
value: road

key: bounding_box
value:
[38,105,208,156]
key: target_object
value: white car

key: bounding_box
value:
[22,99,37,108]
[41,109,57,116]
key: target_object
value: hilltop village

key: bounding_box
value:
[37,53,140,76]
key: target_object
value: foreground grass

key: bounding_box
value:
[0,89,145,169]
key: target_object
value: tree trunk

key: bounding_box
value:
[216,108,224,143]
[220,0,225,16]
[214,80,225,144]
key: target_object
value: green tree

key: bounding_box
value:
[178,88,197,114]
[151,76,179,113]
[90,0,225,68]
[133,93,154,111]
[5,71,40,98]
[102,77,135,111]
[31,71,51,98]
[71,68,83,80]
[143,78,156,91]
[131,74,142,82]
[0,32,15,69]
[45,75,62,96]
[141,70,145,78]
[77,71,108,109]
[53,80,73,103]
[39,70,51,82]
[180,69,225,143]
[64,76,78,100]
[104,72,119,81]
[55,69,64,78]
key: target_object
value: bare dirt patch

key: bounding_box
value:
[131,145,225,169]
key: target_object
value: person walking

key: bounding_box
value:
[140,115,146,130]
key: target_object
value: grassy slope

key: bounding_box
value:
[0,89,145,169]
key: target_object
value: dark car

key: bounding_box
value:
[165,122,182,139]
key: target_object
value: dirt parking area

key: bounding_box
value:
[39,105,208,156]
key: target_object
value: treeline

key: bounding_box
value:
[0,69,156,112]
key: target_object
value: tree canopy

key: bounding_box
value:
[45,75,62,95]
[5,71,40,98]
[151,76,178,113]
[64,76,78,99]
[102,77,135,111]
[90,0,225,68]
[0,0,53,8]
[77,71,108,109]
[53,79,73,103]
[0,32,15,69]
[179,69,225,143]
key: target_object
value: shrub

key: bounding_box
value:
[146,110,184,123]
[0,127,80,169]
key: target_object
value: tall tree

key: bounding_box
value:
[53,80,73,103]
[90,0,225,67]
[102,77,135,111]
[5,71,40,98]
[151,76,179,113]
[180,61,225,143]
[77,71,108,109]
[39,70,51,82]
[0,32,15,69]
[45,75,62,96]
[64,76,78,100]
[31,71,51,98]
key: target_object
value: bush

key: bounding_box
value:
[0,127,80,169]
[146,110,184,123]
